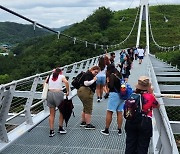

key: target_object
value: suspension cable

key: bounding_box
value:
[148,2,180,51]
[0,4,139,50]
[149,10,180,51]
[118,6,140,46]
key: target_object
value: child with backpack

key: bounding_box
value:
[125,76,160,154]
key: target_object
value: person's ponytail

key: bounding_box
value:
[52,68,62,81]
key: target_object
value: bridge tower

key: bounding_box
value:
[136,0,150,54]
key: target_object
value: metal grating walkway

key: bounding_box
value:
[1,55,157,154]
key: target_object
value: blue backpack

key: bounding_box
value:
[119,79,133,100]
[113,74,133,100]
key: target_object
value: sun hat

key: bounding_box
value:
[135,76,151,91]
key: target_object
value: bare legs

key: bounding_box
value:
[139,59,142,64]
[49,107,64,130]
[59,112,64,127]
[96,84,104,99]
[105,110,123,129]
[117,111,123,129]
[81,111,91,124]
[49,107,56,130]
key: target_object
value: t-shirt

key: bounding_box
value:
[83,71,96,92]
[142,93,159,117]
[137,48,144,56]
[108,73,121,93]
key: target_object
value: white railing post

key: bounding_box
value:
[0,84,16,143]
[24,76,40,125]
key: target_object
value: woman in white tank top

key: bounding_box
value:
[44,68,69,137]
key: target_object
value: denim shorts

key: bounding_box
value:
[107,92,124,112]
[96,76,106,85]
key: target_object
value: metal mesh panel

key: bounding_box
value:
[166,106,180,121]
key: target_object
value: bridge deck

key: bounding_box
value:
[0,55,162,154]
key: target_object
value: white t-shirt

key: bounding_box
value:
[137,48,144,56]
[48,74,64,90]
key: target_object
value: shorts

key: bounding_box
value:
[107,92,124,112]
[77,86,94,114]
[96,76,106,85]
[47,91,64,108]
[138,56,144,59]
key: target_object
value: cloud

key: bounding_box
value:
[0,0,179,28]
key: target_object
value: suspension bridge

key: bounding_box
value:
[0,0,180,153]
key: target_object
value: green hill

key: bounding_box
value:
[0,22,51,44]
[0,5,180,84]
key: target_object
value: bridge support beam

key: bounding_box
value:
[136,0,150,54]
[0,84,16,143]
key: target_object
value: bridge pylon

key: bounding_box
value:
[136,0,150,54]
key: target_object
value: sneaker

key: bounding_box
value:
[80,121,86,127]
[97,98,100,102]
[58,127,67,134]
[85,124,95,130]
[118,129,122,135]
[104,93,109,99]
[49,130,55,137]
[100,129,109,136]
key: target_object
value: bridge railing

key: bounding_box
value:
[0,52,179,153]
[148,54,179,154]
[0,54,101,152]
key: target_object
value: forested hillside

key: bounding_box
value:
[0,22,50,44]
[0,5,179,84]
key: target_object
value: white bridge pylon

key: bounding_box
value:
[136,0,150,54]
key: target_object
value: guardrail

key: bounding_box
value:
[0,51,179,153]
[148,54,179,154]
[0,54,101,152]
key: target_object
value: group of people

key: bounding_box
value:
[43,47,158,154]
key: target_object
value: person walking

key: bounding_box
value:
[77,66,100,129]
[109,52,116,65]
[137,46,145,64]
[96,57,107,102]
[45,68,69,137]
[120,49,127,64]
[128,48,134,63]
[125,76,160,154]
[134,47,138,60]
[120,54,132,82]
[100,64,124,135]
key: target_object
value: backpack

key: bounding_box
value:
[113,74,133,100]
[123,93,143,121]
[120,80,133,99]
[71,71,85,89]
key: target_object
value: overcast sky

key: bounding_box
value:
[0,0,179,28]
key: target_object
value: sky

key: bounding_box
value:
[0,0,179,28]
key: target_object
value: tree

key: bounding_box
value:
[91,7,113,30]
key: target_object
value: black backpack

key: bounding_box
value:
[71,71,85,89]
[124,93,143,121]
